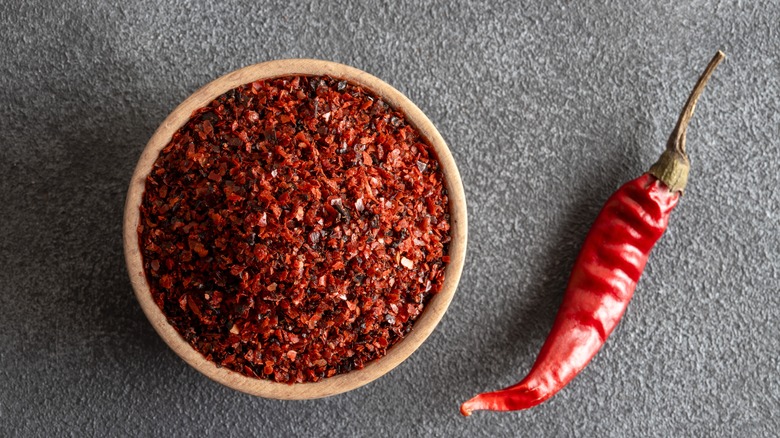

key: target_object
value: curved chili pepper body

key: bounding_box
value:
[461,174,679,415]
[461,52,723,416]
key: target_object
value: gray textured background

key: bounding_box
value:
[1,1,778,436]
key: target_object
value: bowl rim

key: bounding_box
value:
[123,58,467,399]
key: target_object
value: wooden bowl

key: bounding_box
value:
[123,59,467,399]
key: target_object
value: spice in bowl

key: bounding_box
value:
[137,75,451,384]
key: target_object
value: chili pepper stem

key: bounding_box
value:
[648,51,725,193]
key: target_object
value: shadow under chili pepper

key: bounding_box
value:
[461,126,647,397]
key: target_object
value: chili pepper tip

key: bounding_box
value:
[460,395,483,417]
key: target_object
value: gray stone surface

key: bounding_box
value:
[1,0,778,436]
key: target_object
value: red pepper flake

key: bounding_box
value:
[138,75,451,383]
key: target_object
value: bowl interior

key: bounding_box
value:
[123,59,467,399]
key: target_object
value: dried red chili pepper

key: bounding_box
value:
[461,51,725,415]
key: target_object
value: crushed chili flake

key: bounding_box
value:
[138,75,451,383]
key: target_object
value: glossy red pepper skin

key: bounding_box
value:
[461,174,679,415]
[460,51,723,416]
